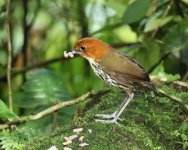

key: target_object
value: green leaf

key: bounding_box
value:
[15,69,70,108]
[91,23,121,35]
[163,19,188,53]
[107,0,129,16]
[129,36,161,70]
[113,25,137,42]
[182,0,188,5]
[0,100,19,120]
[151,62,180,82]
[0,129,25,150]
[0,0,5,6]
[144,16,173,32]
[122,0,152,24]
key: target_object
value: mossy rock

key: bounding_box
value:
[25,85,188,150]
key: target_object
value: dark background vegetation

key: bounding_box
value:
[0,0,188,149]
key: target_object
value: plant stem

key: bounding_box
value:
[22,0,28,82]
[0,42,134,82]
[0,90,108,130]
[6,0,13,111]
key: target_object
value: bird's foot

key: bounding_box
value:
[95,113,123,123]
[95,112,116,119]
[95,113,123,121]
[95,118,118,124]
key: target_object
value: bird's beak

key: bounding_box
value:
[64,48,80,58]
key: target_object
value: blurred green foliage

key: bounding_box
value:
[0,0,188,149]
[15,69,70,107]
[0,100,19,121]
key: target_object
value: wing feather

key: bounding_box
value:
[99,49,150,87]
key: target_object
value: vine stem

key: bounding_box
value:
[6,0,13,111]
[0,90,109,130]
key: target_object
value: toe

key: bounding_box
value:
[95,119,118,124]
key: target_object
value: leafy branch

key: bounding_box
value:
[0,42,139,82]
[0,90,109,130]
[158,89,188,114]
[21,0,41,81]
[0,55,67,81]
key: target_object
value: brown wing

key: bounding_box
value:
[99,48,151,88]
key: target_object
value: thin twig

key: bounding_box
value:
[158,89,188,114]
[22,0,29,81]
[77,0,91,82]
[152,0,174,38]
[174,0,184,18]
[151,75,188,90]
[51,111,58,131]
[111,42,141,48]
[21,0,40,82]
[162,0,174,19]
[0,55,67,81]
[27,0,41,31]
[148,51,171,74]
[0,42,133,82]
[172,80,188,89]
[6,0,13,111]
[0,90,108,130]
[182,70,188,81]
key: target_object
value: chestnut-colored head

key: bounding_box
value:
[74,38,110,61]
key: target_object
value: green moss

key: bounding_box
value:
[25,84,188,150]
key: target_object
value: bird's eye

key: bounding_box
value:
[80,46,86,51]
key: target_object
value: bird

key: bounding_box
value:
[64,37,156,123]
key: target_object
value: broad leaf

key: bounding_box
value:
[0,0,5,6]
[91,23,121,35]
[122,0,152,24]
[151,62,180,82]
[144,16,173,32]
[182,0,188,4]
[15,69,70,108]
[0,100,19,120]
[130,36,161,70]
[163,20,188,53]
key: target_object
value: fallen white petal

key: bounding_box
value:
[64,137,69,141]
[63,147,72,150]
[88,129,92,133]
[79,136,84,142]
[79,143,89,147]
[48,145,58,150]
[63,140,72,145]
[73,128,84,133]
[68,135,78,140]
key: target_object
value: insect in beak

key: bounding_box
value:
[64,49,80,58]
